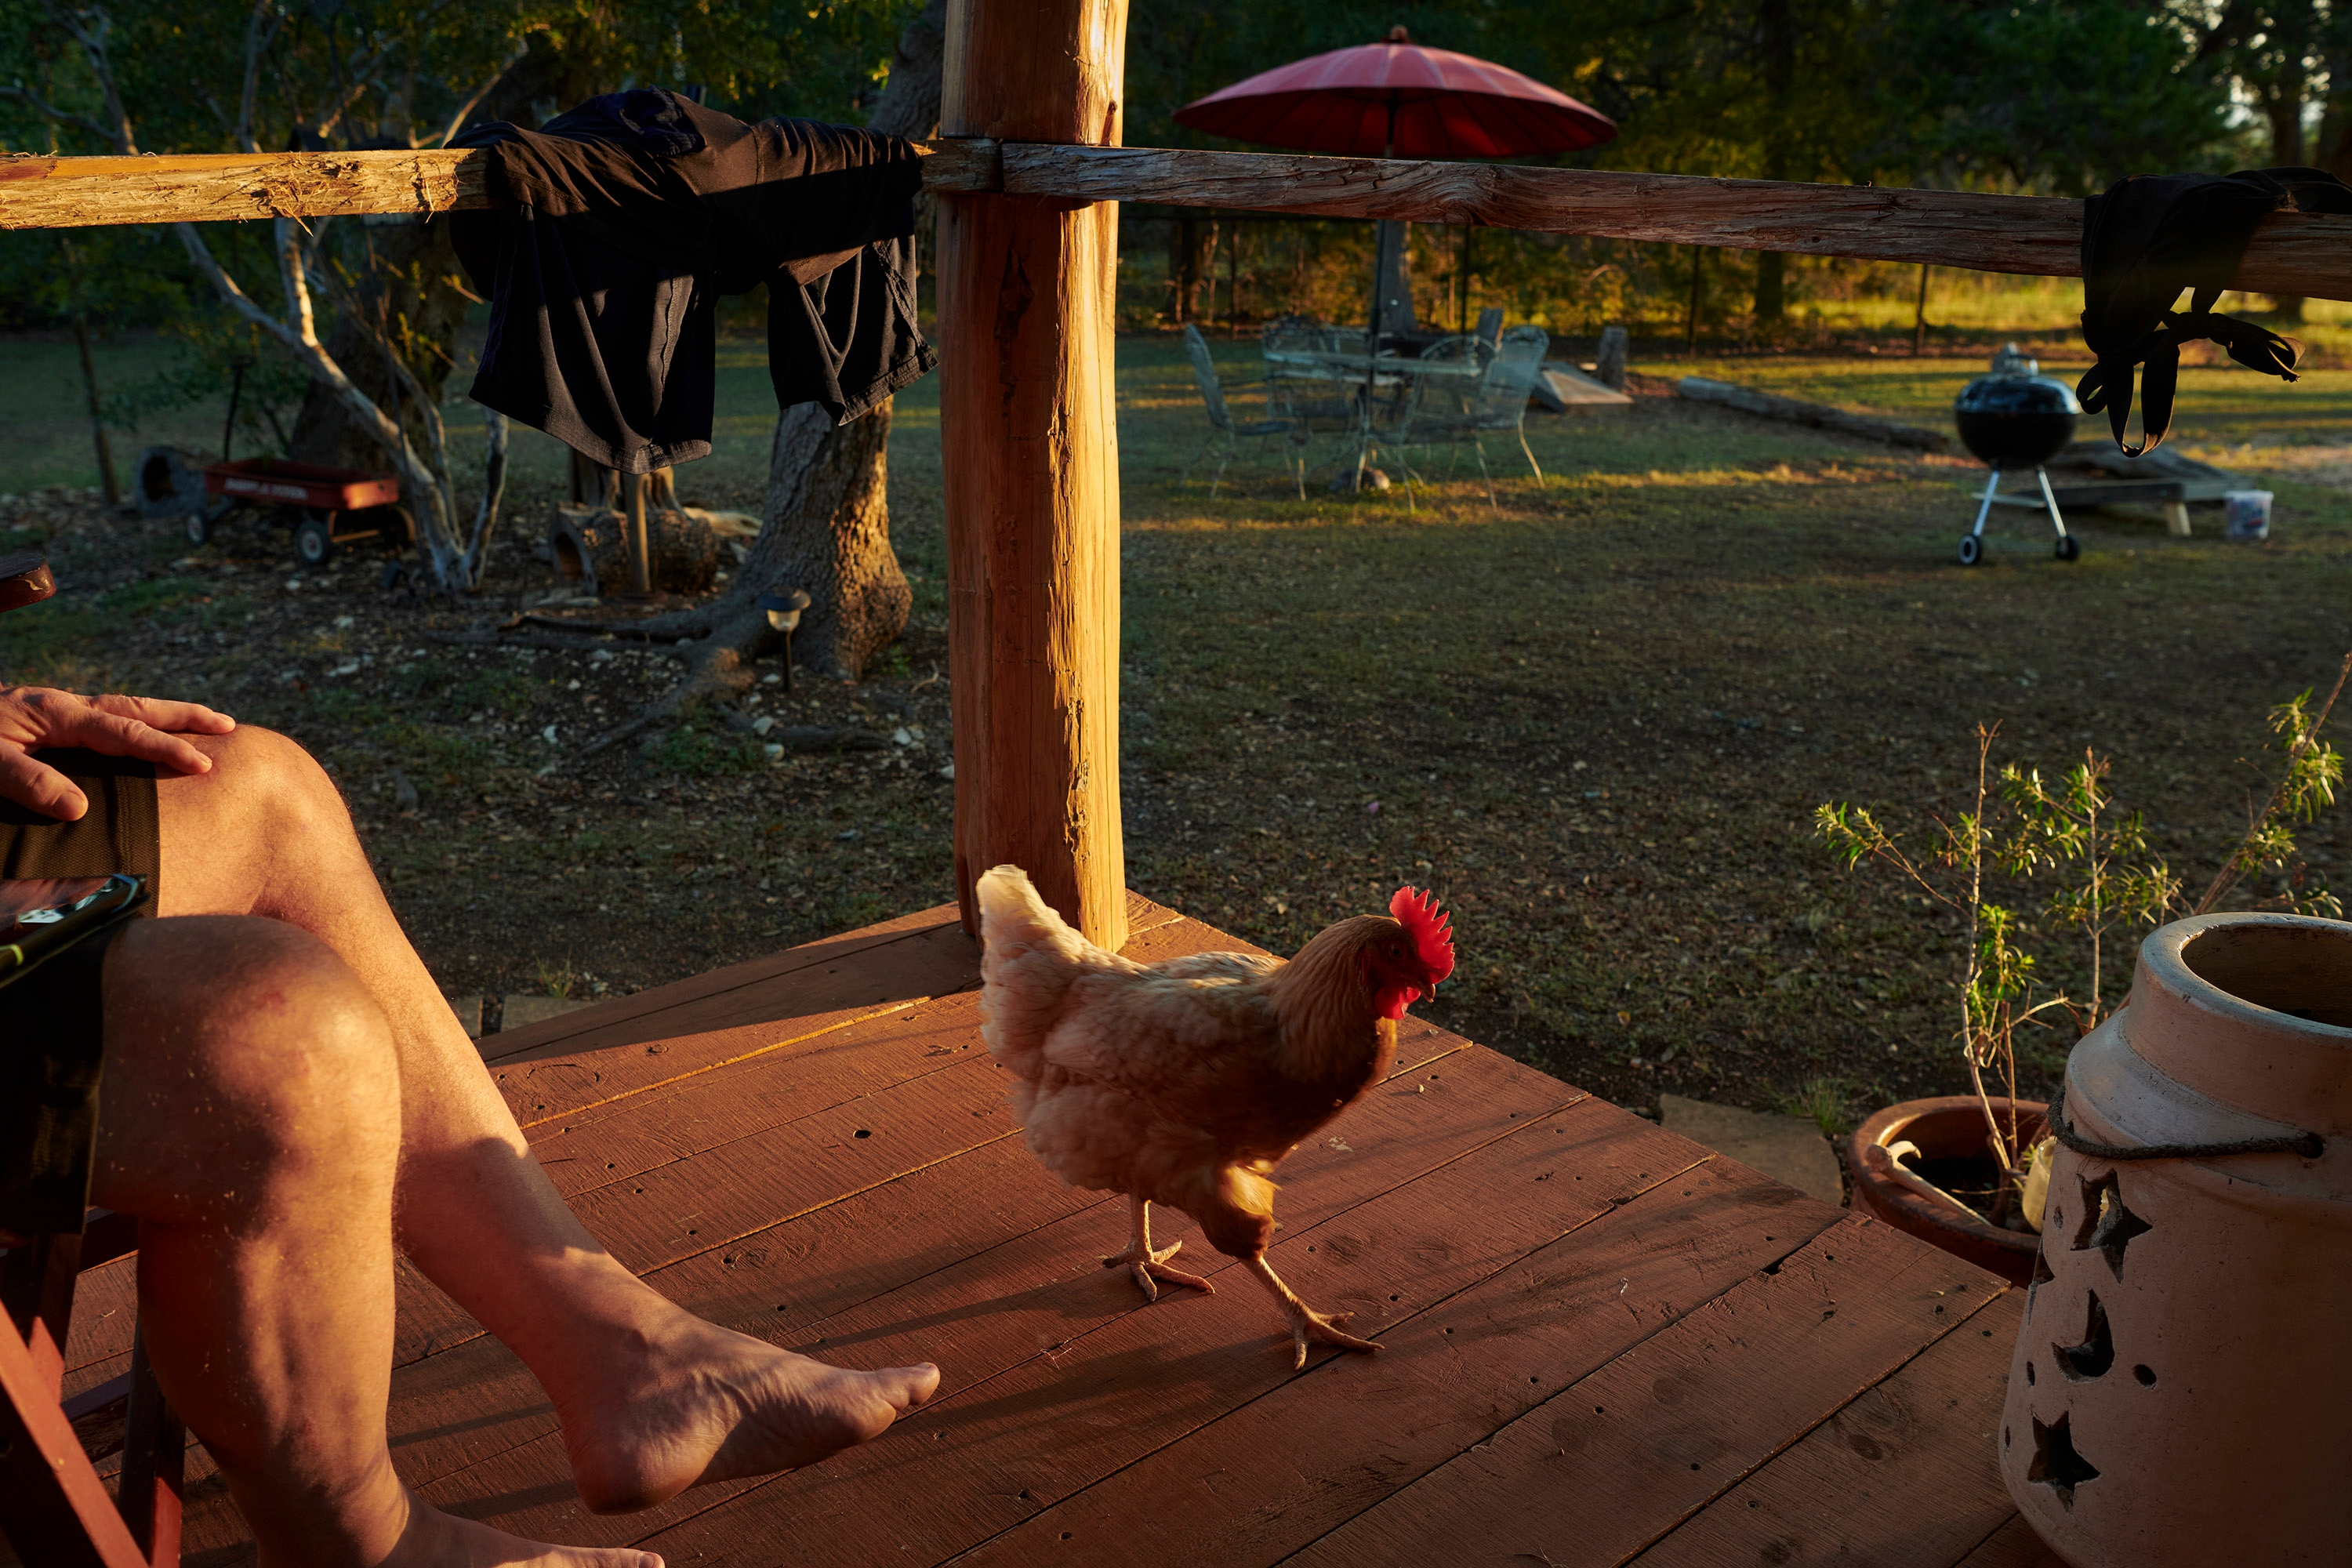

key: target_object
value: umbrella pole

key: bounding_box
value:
[1355,103,1400,491]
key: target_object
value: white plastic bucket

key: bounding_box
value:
[2223,489,2274,541]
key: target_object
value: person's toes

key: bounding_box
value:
[876,1361,941,1414]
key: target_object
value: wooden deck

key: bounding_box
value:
[60,896,2061,1566]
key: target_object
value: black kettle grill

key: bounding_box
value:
[1954,345,2082,565]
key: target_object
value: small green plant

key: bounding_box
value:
[1817,724,2071,1196]
[534,957,579,1000]
[2187,670,2350,920]
[1998,751,2179,1029]
[1816,664,2351,1221]
[1777,1076,1857,1139]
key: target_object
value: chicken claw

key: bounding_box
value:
[1244,1257,1384,1371]
[1105,1198,1216,1303]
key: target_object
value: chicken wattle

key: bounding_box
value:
[976,864,1455,1369]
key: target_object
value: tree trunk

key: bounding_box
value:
[745,401,907,679]
[2269,82,2308,322]
[566,0,947,753]
[70,312,118,508]
[1173,216,1200,323]
[713,0,943,677]
[1753,252,1786,323]
[59,238,119,507]
[1752,0,1795,323]
[286,217,472,470]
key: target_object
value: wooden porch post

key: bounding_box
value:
[938,0,1130,951]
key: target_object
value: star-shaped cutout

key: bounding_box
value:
[2071,1171,2152,1279]
[2027,1412,2100,1509]
[2053,1290,2114,1381]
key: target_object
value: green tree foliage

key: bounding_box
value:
[1875,1,2237,196]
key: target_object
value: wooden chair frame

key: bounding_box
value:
[0,1210,183,1567]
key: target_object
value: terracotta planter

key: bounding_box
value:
[2002,913,2350,1568]
[1849,1095,2045,1285]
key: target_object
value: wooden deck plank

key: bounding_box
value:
[387,917,1266,1364]
[1624,1288,2024,1568]
[524,911,1254,1200]
[485,899,1217,1128]
[379,1044,1571,1553]
[627,1089,1715,1565]
[477,893,1176,1063]
[479,901,971,1062]
[1278,1212,2004,1568]
[182,1033,1499,1554]
[143,896,2031,1568]
[957,1161,1841,1568]
[1952,1515,2065,1568]
[75,913,1284,1379]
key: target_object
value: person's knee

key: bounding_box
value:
[103,916,397,1205]
[191,724,347,830]
[156,725,367,917]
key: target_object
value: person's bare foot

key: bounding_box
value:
[256,1486,662,1568]
[559,1312,939,1515]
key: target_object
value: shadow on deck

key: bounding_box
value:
[59,895,2060,1567]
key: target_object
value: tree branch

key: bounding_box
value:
[0,83,125,151]
[235,0,283,153]
[430,37,528,148]
[34,0,137,154]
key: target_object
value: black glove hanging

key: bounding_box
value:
[2076,167,2351,456]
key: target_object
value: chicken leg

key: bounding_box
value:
[1245,1256,1382,1371]
[1102,1196,1215,1302]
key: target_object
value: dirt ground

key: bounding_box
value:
[6,329,2350,1138]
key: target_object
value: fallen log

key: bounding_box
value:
[1675,376,1949,452]
[546,503,720,597]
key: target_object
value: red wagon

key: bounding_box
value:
[194,456,414,567]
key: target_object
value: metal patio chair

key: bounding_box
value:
[1179,324,1305,499]
[1406,324,1550,506]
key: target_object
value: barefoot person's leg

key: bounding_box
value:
[151,728,937,1511]
[95,915,657,1568]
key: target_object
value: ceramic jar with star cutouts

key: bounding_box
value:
[2002,913,2350,1566]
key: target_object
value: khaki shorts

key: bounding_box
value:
[0,750,158,1240]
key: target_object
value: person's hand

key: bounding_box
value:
[0,686,238,822]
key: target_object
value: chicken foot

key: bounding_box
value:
[1245,1256,1382,1371]
[1102,1196,1215,1303]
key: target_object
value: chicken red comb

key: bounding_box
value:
[1388,886,1455,983]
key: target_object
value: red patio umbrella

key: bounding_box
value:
[1172,27,1616,162]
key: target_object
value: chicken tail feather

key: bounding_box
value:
[977,864,1115,1078]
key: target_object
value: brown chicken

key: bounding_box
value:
[976,865,1456,1368]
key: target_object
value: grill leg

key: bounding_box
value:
[2035,465,2068,539]
[1969,467,2002,538]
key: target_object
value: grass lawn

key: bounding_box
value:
[5,324,2351,1139]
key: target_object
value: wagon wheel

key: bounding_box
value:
[186,497,232,546]
[295,508,337,567]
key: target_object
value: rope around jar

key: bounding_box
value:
[2047,1084,2325,1163]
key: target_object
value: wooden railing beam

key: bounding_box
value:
[8,140,2350,299]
